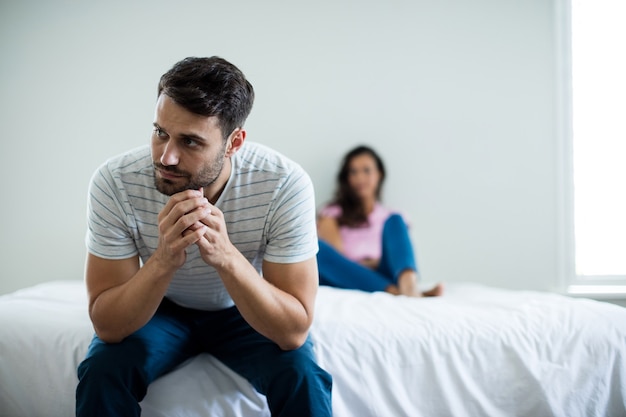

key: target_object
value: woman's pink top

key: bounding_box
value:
[319,203,396,262]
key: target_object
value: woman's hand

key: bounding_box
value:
[359,258,380,270]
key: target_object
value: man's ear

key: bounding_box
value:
[225,128,246,157]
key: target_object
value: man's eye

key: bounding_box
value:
[183,137,198,147]
[154,127,167,138]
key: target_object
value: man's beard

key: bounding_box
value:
[153,153,226,196]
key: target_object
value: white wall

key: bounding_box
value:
[0,0,566,294]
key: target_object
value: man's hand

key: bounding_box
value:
[187,202,236,269]
[155,188,211,271]
[85,188,213,343]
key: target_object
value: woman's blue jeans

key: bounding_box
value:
[317,213,418,292]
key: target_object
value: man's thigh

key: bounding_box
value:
[81,298,198,384]
[194,306,321,392]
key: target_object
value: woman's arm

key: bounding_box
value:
[317,216,343,253]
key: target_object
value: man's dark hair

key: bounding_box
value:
[158,56,255,140]
[332,145,386,227]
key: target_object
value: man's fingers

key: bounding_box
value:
[160,195,210,235]
[182,225,207,240]
[160,189,203,215]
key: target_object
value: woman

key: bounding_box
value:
[317,145,443,297]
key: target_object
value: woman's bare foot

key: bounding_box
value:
[421,283,444,297]
[384,284,401,295]
[397,271,444,297]
[397,271,420,297]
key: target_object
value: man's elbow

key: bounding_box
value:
[277,332,309,351]
[93,326,126,344]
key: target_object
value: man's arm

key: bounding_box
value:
[194,205,319,351]
[221,256,318,351]
[86,253,173,343]
[86,189,210,343]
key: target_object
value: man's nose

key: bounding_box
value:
[160,141,180,166]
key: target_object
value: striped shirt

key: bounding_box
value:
[86,141,318,310]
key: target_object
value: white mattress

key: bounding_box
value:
[1,281,625,417]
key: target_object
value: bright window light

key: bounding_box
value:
[567,285,626,296]
[572,0,626,276]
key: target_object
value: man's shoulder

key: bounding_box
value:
[100,145,152,175]
[90,145,155,197]
[236,141,303,176]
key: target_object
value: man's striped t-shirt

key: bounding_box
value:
[86,141,318,310]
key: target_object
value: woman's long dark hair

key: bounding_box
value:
[331,145,386,227]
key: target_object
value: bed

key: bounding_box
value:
[1,280,625,417]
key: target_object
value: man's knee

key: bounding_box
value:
[76,338,147,417]
[270,345,332,393]
[78,336,149,391]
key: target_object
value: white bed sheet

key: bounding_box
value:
[0,281,269,417]
[312,285,626,417]
[1,281,625,417]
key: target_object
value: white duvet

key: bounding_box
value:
[1,281,625,417]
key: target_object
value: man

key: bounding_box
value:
[76,56,333,416]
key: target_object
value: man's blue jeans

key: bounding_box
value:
[76,298,333,416]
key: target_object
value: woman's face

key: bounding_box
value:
[347,153,381,201]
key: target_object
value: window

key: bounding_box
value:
[566,0,626,296]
